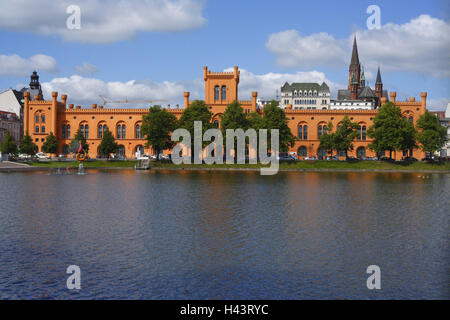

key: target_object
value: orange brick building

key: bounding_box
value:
[23,66,427,160]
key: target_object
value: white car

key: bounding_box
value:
[18,153,32,159]
[36,152,51,159]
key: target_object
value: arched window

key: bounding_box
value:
[221,86,226,100]
[214,86,220,100]
[357,147,366,159]
[409,116,413,124]
[298,125,308,140]
[122,124,126,139]
[298,91,302,97]
[67,125,70,139]
[357,126,362,141]
[362,126,367,141]
[35,114,40,123]
[35,126,39,133]
[80,124,85,138]
[62,124,66,139]
[98,124,103,139]
[118,145,125,156]
[41,126,45,134]
[135,124,140,139]
[323,125,327,135]
[298,146,307,157]
[318,125,323,137]
[85,125,89,139]
[117,124,121,139]
[41,115,46,123]
[318,148,326,159]
[213,120,219,128]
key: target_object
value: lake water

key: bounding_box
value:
[0,170,448,299]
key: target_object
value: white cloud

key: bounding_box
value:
[266,30,347,68]
[74,62,99,76]
[40,75,201,107]
[226,68,343,100]
[266,15,450,78]
[427,98,450,111]
[0,0,207,44]
[32,67,342,106]
[0,54,59,76]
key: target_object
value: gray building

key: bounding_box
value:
[0,111,21,146]
[280,82,330,110]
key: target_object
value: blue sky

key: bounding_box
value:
[0,0,448,109]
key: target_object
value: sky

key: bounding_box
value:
[0,0,449,110]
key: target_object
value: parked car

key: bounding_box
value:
[277,152,295,161]
[136,154,149,160]
[403,156,418,162]
[36,152,50,159]
[18,153,32,159]
[289,152,299,160]
[305,156,317,161]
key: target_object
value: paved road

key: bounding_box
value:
[0,161,30,169]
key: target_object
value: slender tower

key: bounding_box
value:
[348,36,361,91]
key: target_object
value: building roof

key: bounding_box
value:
[359,86,376,98]
[281,82,330,93]
[337,88,388,100]
[0,89,23,118]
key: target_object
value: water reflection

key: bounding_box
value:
[0,170,448,299]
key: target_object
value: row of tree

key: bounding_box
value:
[140,100,296,159]
[1,100,446,160]
[318,102,447,159]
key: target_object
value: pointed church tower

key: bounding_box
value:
[375,66,383,98]
[348,36,361,90]
[375,66,384,107]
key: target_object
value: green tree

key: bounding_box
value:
[247,111,264,130]
[334,116,359,159]
[399,120,418,157]
[260,100,295,152]
[0,130,18,155]
[319,122,335,158]
[368,102,405,159]
[177,100,214,159]
[220,100,250,157]
[141,105,177,160]
[42,132,58,155]
[416,110,447,156]
[19,133,37,155]
[69,129,89,154]
[98,128,119,158]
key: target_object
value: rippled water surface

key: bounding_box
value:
[0,170,448,299]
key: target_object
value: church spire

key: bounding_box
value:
[350,36,360,66]
[375,66,382,84]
